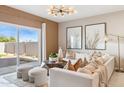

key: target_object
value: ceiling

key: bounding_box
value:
[9,5,124,23]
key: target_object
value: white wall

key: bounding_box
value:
[59,10,124,68]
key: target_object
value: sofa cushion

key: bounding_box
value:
[77,67,92,74]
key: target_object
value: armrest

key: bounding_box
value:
[49,68,99,87]
[104,56,115,80]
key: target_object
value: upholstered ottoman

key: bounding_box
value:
[17,65,33,81]
[28,67,47,87]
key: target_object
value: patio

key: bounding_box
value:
[0,42,38,66]
[0,62,41,76]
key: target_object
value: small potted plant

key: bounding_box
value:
[49,53,58,62]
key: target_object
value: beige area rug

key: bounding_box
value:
[3,72,35,87]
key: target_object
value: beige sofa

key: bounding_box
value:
[49,56,115,87]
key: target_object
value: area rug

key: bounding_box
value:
[2,72,35,87]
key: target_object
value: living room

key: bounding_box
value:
[0,1,124,92]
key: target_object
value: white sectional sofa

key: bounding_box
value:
[49,56,115,87]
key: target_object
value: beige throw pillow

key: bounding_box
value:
[84,57,88,66]
[95,57,104,65]
[85,63,97,73]
[102,54,110,62]
[77,62,98,74]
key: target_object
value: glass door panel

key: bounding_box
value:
[0,23,17,75]
[19,27,39,67]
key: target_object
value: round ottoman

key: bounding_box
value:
[17,65,33,81]
[28,67,47,87]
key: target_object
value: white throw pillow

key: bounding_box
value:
[65,51,76,59]
[96,57,105,64]
[63,58,79,65]
[102,53,110,62]
[85,54,92,63]
[75,53,84,59]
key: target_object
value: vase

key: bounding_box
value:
[49,57,58,61]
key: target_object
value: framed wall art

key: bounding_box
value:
[66,26,82,49]
[85,23,106,50]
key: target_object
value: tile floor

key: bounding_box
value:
[109,71,124,87]
[0,70,124,87]
[0,75,17,87]
[0,62,45,87]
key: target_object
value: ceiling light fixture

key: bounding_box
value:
[48,5,77,17]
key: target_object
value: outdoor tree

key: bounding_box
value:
[9,37,16,42]
[0,36,16,42]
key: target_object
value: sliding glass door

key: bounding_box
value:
[0,22,41,75]
[0,23,17,75]
[18,26,39,66]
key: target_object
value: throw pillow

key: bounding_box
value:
[102,54,110,62]
[89,57,99,68]
[84,57,88,66]
[84,63,97,73]
[95,57,104,65]
[66,51,76,59]
[63,60,75,71]
[74,58,85,71]
[75,53,84,59]
[77,62,98,74]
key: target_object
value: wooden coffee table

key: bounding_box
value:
[43,60,67,75]
[43,60,66,68]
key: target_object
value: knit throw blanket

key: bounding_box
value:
[95,65,108,87]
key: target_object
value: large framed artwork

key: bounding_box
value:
[85,23,106,50]
[66,26,82,49]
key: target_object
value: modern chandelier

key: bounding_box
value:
[48,5,77,17]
